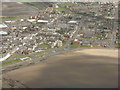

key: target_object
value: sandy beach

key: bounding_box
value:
[2,48,118,88]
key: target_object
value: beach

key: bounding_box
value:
[2,48,118,88]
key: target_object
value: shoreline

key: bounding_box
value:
[2,48,118,88]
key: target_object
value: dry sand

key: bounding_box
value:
[2,48,118,88]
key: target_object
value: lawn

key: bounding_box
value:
[58,3,77,7]
[1,51,51,66]
[1,17,21,21]
[80,45,91,48]
[12,54,26,58]
[29,51,51,58]
[70,44,92,49]
[1,59,21,66]
[70,44,79,49]
[96,33,106,38]
[55,7,71,13]
[56,30,66,35]
[40,44,50,49]
[116,43,120,48]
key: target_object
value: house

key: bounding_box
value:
[0,31,8,35]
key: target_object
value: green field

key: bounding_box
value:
[96,33,106,38]
[1,17,21,21]
[116,43,120,48]
[55,7,71,13]
[40,44,50,49]
[70,44,92,49]
[1,59,21,66]
[29,51,51,58]
[57,3,77,7]
[1,51,51,66]
[56,30,66,35]
[12,54,26,58]
[70,44,79,49]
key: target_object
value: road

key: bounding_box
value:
[2,48,118,88]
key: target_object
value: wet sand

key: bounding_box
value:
[3,49,118,88]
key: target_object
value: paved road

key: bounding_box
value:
[2,49,118,88]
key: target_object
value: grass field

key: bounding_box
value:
[55,7,71,13]
[0,17,21,21]
[70,44,79,48]
[57,3,77,7]
[29,51,51,58]
[70,44,92,49]
[116,43,120,48]
[39,44,50,49]
[1,59,21,66]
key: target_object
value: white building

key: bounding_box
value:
[22,27,28,30]
[0,31,8,35]
[57,40,63,47]
[51,40,63,48]
[68,21,78,24]
[37,20,49,23]
[27,19,36,22]
[0,24,8,29]
[5,21,16,23]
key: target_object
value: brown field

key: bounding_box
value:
[2,49,118,88]
[1,2,39,16]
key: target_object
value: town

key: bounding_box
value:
[0,2,119,66]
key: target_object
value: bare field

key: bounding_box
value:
[1,2,39,16]
[2,49,118,88]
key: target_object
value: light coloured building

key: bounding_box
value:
[68,21,78,24]
[27,19,36,22]
[51,40,63,48]
[37,20,48,23]
[0,31,8,35]
[0,23,8,29]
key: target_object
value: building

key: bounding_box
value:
[68,21,78,24]
[51,40,63,48]
[20,57,31,61]
[45,7,54,13]
[0,24,8,29]
[27,19,36,22]
[37,20,49,23]
[0,31,8,35]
